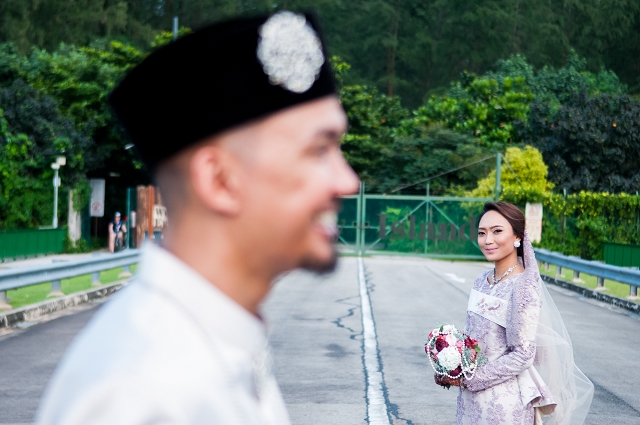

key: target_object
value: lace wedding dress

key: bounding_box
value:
[457,234,593,425]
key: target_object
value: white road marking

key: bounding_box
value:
[358,257,391,425]
[444,273,465,283]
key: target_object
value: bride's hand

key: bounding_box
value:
[434,374,462,388]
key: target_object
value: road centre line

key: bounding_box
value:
[358,257,392,425]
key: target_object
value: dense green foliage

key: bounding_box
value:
[414,53,639,194]
[0,4,639,260]
[487,52,626,109]
[417,73,534,148]
[468,146,553,201]
[520,93,640,193]
[2,1,640,108]
[341,50,639,195]
[502,191,640,261]
[0,111,52,229]
[0,40,147,232]
[337,58,491,194]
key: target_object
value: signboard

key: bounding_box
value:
[153,205,167,229]
[89,179,105,217]
[525,202,543,243]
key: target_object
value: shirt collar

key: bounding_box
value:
[136,243,267,352]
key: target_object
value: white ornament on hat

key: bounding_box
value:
[257,11,325,93]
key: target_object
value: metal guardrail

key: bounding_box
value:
[0,250,140,310]
[534,248,639,297]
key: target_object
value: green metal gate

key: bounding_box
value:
[338,186,491,259]
[126,187,137,249]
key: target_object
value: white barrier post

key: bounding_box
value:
[92,271,101,287]
[48,280,64,298]
[0,291,11,310]
[118,265,133,278]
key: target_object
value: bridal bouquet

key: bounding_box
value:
[425,325,485,389]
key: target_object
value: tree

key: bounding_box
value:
[521,93,640,193]
[4,0,640,108]
[0,40,149,230]
[379,124,490,195]
[0,79,94,185]
[336,56,491,194]
[468,145,553,201]
[488,51,626,112]
[416,73,534,148]
[0,0,133,52]
[339,83,409,190]
[18,41,148,181]
[0,111,53,230]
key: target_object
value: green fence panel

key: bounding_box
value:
[337,193,490,259]
[0,228,66,260]
[126,187,138,249]
[337,196,359,252]
[604,243,640,268]
[81,205,91,246]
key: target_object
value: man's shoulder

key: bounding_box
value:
[37,282,227,422]
[77,281,211,355]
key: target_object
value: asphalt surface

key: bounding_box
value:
[1,257,639,424]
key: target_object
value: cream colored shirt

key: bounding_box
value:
[37,244,290,425]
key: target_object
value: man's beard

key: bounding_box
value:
[299,247,338,274]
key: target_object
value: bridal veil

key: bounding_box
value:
[522,233,594,425]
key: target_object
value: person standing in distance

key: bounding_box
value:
[37,11,359,425]
[107,212,126,253]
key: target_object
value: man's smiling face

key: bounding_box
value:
[228,95,360,273]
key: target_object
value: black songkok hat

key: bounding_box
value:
[109,11,336,170]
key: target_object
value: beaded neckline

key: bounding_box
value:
[484,269,523,288]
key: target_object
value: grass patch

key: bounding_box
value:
[6,264,138,310]
[539,263,638,303]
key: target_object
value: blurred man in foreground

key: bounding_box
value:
[37,11,359,425]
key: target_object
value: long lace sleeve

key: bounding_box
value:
[465,272,541,392]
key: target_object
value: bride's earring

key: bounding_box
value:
[514,240,521,248]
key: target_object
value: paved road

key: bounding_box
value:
[1,257,639,424]
[267,257,640,425]
[0,304,102,424]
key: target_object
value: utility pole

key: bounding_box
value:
[51,156,66,228]
[173,16,179,41]
[494,153,502,202]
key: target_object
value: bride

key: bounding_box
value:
[436,202,594,425]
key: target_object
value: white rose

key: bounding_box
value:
[438,346,462,371]
[442,324,457,334]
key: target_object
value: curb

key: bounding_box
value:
[541,274,640,314]
[0,281,126,329]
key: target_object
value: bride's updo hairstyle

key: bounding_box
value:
[479,202,526,266]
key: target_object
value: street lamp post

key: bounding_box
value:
[51,156,66,228]
[173,16,178,41]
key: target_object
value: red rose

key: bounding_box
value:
[450,366,462,377]
[465,337,476,348]
[435,335,448,352]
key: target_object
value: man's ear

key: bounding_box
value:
[189,144,243,216]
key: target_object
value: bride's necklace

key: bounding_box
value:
[491,264,519,285]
